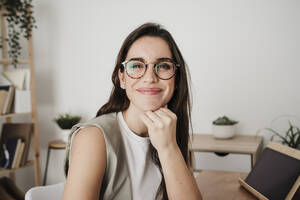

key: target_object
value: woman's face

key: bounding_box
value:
[119,36,175,112]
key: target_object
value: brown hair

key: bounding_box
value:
[96,22,192,200]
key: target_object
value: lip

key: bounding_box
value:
[136,88,162,95]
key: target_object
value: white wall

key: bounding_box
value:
[11,0,300,191]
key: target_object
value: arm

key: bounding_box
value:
[158,144,202,200]
[141,108,202,200]
[62,126,106,200]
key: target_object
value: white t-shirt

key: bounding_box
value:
[117,112,162,200]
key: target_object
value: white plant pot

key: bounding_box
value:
[60,129,71,142]
[212,124,236,139]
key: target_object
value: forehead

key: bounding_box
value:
[126,36,172,61]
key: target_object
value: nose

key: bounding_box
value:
[142,64,158,83]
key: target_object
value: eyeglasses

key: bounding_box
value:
[121,59,180,80]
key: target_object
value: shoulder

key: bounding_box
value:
[80,112,121,142]
[70,126,106,168]
[66,112,120,162]
[65,112,121,169]
[69,126,106,170]
[88,112,118,124]
[73,112,118,134]
[63,127,106,199]
[72,126,105,146]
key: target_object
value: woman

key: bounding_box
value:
[62,22,202,200]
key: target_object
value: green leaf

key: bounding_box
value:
[265,128,290,144]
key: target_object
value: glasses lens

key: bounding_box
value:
[155,62,175,79]
[125,61,146,78]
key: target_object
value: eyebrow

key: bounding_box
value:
[128,57,174,62]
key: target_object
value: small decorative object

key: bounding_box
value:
[264,121,300,150]
[53,113,81,142]
[0,0,37,66]
[212,115,239,139]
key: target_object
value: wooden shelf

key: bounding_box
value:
[190,134,263,154]
[0,160,34,176]
[0,8,41,186]
[0,59,29,65]
[0,112,32,119]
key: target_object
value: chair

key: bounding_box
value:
[25,182,65,200]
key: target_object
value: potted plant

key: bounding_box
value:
[0,0,37,66]
[263,121,300,150]
[212,115,239,139]
[53,113,81,142]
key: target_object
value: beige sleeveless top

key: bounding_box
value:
[64,112,132,200]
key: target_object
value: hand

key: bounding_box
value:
[140,105,178,153]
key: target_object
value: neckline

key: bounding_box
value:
[117,112,150,145]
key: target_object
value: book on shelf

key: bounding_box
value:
[3,86,15,114]
[0,85,10,91]
[2,69,28,90]
[11,139,22,169]
[0,123,33,168]
[0,90,8,114]
[0,85,15,115]
[0,139,8,168]
[1,69,30,114]
[14,89,31,113]
[11,139,25,169]
[15,141,25,168]
[4,138,19,169]
[0,74,11,86]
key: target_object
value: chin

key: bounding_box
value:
[140,104,163,112]
[144,107,160,112]
[130,97,170,112]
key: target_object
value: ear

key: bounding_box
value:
[118,69,125,89]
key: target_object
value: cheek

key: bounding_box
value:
[164,80,176,101]
[124,78,138,98]
[168,78,175,93]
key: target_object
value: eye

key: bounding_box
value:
[157,62,172,70]
[128,61,145,69]
[132,64,144,69]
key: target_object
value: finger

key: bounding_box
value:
[159,107,171,115]
[145,111,161,122]
[145,111,164,127]
[160,107,177,119]
[140,113,153,128]
[155,109,169,120]
[155,110,172,124]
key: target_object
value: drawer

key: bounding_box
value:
[192,152,251,172]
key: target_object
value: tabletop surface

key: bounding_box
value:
[48,140,67,149]
[190,134,263,154]
[195,170,256,200]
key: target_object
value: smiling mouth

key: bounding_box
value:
[136,88,162,95]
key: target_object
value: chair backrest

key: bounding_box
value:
[25,182,65,200]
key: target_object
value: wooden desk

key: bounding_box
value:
[196,170,256,200]
[189,134,263,172]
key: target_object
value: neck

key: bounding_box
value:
[122,105,148,137]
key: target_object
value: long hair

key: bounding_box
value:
[96,22,192,200]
